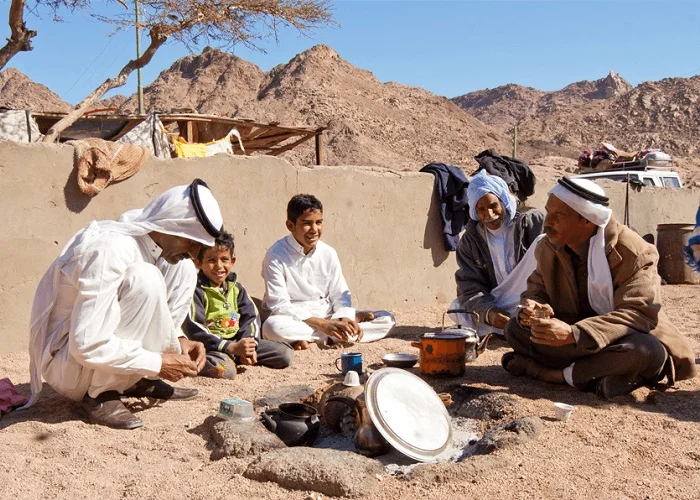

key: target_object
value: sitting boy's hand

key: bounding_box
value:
[227,338,258,365]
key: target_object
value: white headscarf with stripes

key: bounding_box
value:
[548,178,614,315]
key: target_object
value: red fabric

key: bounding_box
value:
[0,378,28,414]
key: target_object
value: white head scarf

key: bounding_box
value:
[467,170,518,226]
[548,177,614,315]
[22,180,223,409]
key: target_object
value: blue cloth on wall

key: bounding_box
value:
[683,205,700,272]
[420,163,469,251]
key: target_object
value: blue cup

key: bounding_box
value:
[335,352,363,375]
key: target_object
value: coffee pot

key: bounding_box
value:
[327,394,390,457]
[261,402,321,447]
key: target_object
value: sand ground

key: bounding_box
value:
[1,286,698,499]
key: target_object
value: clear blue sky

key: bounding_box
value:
[4,1,700,105]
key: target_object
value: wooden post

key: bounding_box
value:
[186,120,194,143]
[315,130,324,166]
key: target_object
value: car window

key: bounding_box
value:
[662,177,681,188]
[642,177,655,187]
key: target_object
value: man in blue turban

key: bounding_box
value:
[451,171,545,334]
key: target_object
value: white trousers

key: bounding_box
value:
[262,310,396,344]
[43,261,194,400]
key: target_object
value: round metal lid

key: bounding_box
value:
[418,330,470,340]
[364,368,452,462]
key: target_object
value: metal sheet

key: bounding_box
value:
[365,368,452,462]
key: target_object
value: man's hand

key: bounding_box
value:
[529,317,575,346]
[226,338,258,365]
[159,352,199,381]
[178,337,206,372]
[304,317,360,342]
[486,308,510,329]
[518,299,555,328]
[340,317,363,342]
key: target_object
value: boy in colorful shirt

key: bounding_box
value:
[183,231,294,378]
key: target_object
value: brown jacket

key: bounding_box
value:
[524,216,697,382]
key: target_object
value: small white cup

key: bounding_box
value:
[343,370,361,387]
[553,402,575,421]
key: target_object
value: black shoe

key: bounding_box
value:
[596,375,641,400]
[81,392,143,430]
[122,379,199,401]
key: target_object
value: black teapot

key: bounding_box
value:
[261,403,321,447]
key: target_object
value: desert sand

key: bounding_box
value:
[1,285,698,499]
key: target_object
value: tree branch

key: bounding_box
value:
[0,0,37,70]
[42,27,168,143]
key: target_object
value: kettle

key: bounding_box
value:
[327,394,390,457]
[411,309,491,376]
[261,402,321,447]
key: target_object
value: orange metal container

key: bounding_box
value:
[411,331,469,377]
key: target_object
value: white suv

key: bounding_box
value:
[573,166,683,188]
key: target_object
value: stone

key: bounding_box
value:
[407,455,508,483]
[244,447,383,497]
[473,416,543,455]
[453,392,525,424]
[254,385,317,409]
[208,416,286,460]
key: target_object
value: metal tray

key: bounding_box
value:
[364,368,452,462]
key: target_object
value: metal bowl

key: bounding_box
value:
[381,353,419,369]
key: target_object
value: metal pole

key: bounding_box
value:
[135,0,144,115]
[512,122,518,158]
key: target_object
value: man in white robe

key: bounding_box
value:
[262,194,395,349]
[24,179,223,429]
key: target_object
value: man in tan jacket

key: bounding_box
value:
[502,177,697,399]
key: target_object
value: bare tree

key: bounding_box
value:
[0,0,37,70]
[42,0,332,142]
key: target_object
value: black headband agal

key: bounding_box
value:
[189,178,223,238]
[558,177,609,206]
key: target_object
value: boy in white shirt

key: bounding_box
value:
[262,194,395,349]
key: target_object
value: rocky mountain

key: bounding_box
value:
[451,70,700,185]
[109,45,510,169]
[115,47,266,116]
[516,75,700,156]
[2,50,698,186]
[452,71,633,132]
[95,94,128,111]
[0,68,71,112]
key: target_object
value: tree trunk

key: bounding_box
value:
[42,28,167,143]
[0,0,37,70]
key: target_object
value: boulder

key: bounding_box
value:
[473,416,542,455]
[254,385,317,409]
[244,447,383,497]
[208,417,286,460]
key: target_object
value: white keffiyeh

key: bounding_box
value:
[548,179,614,315]
[22,182,223,409]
